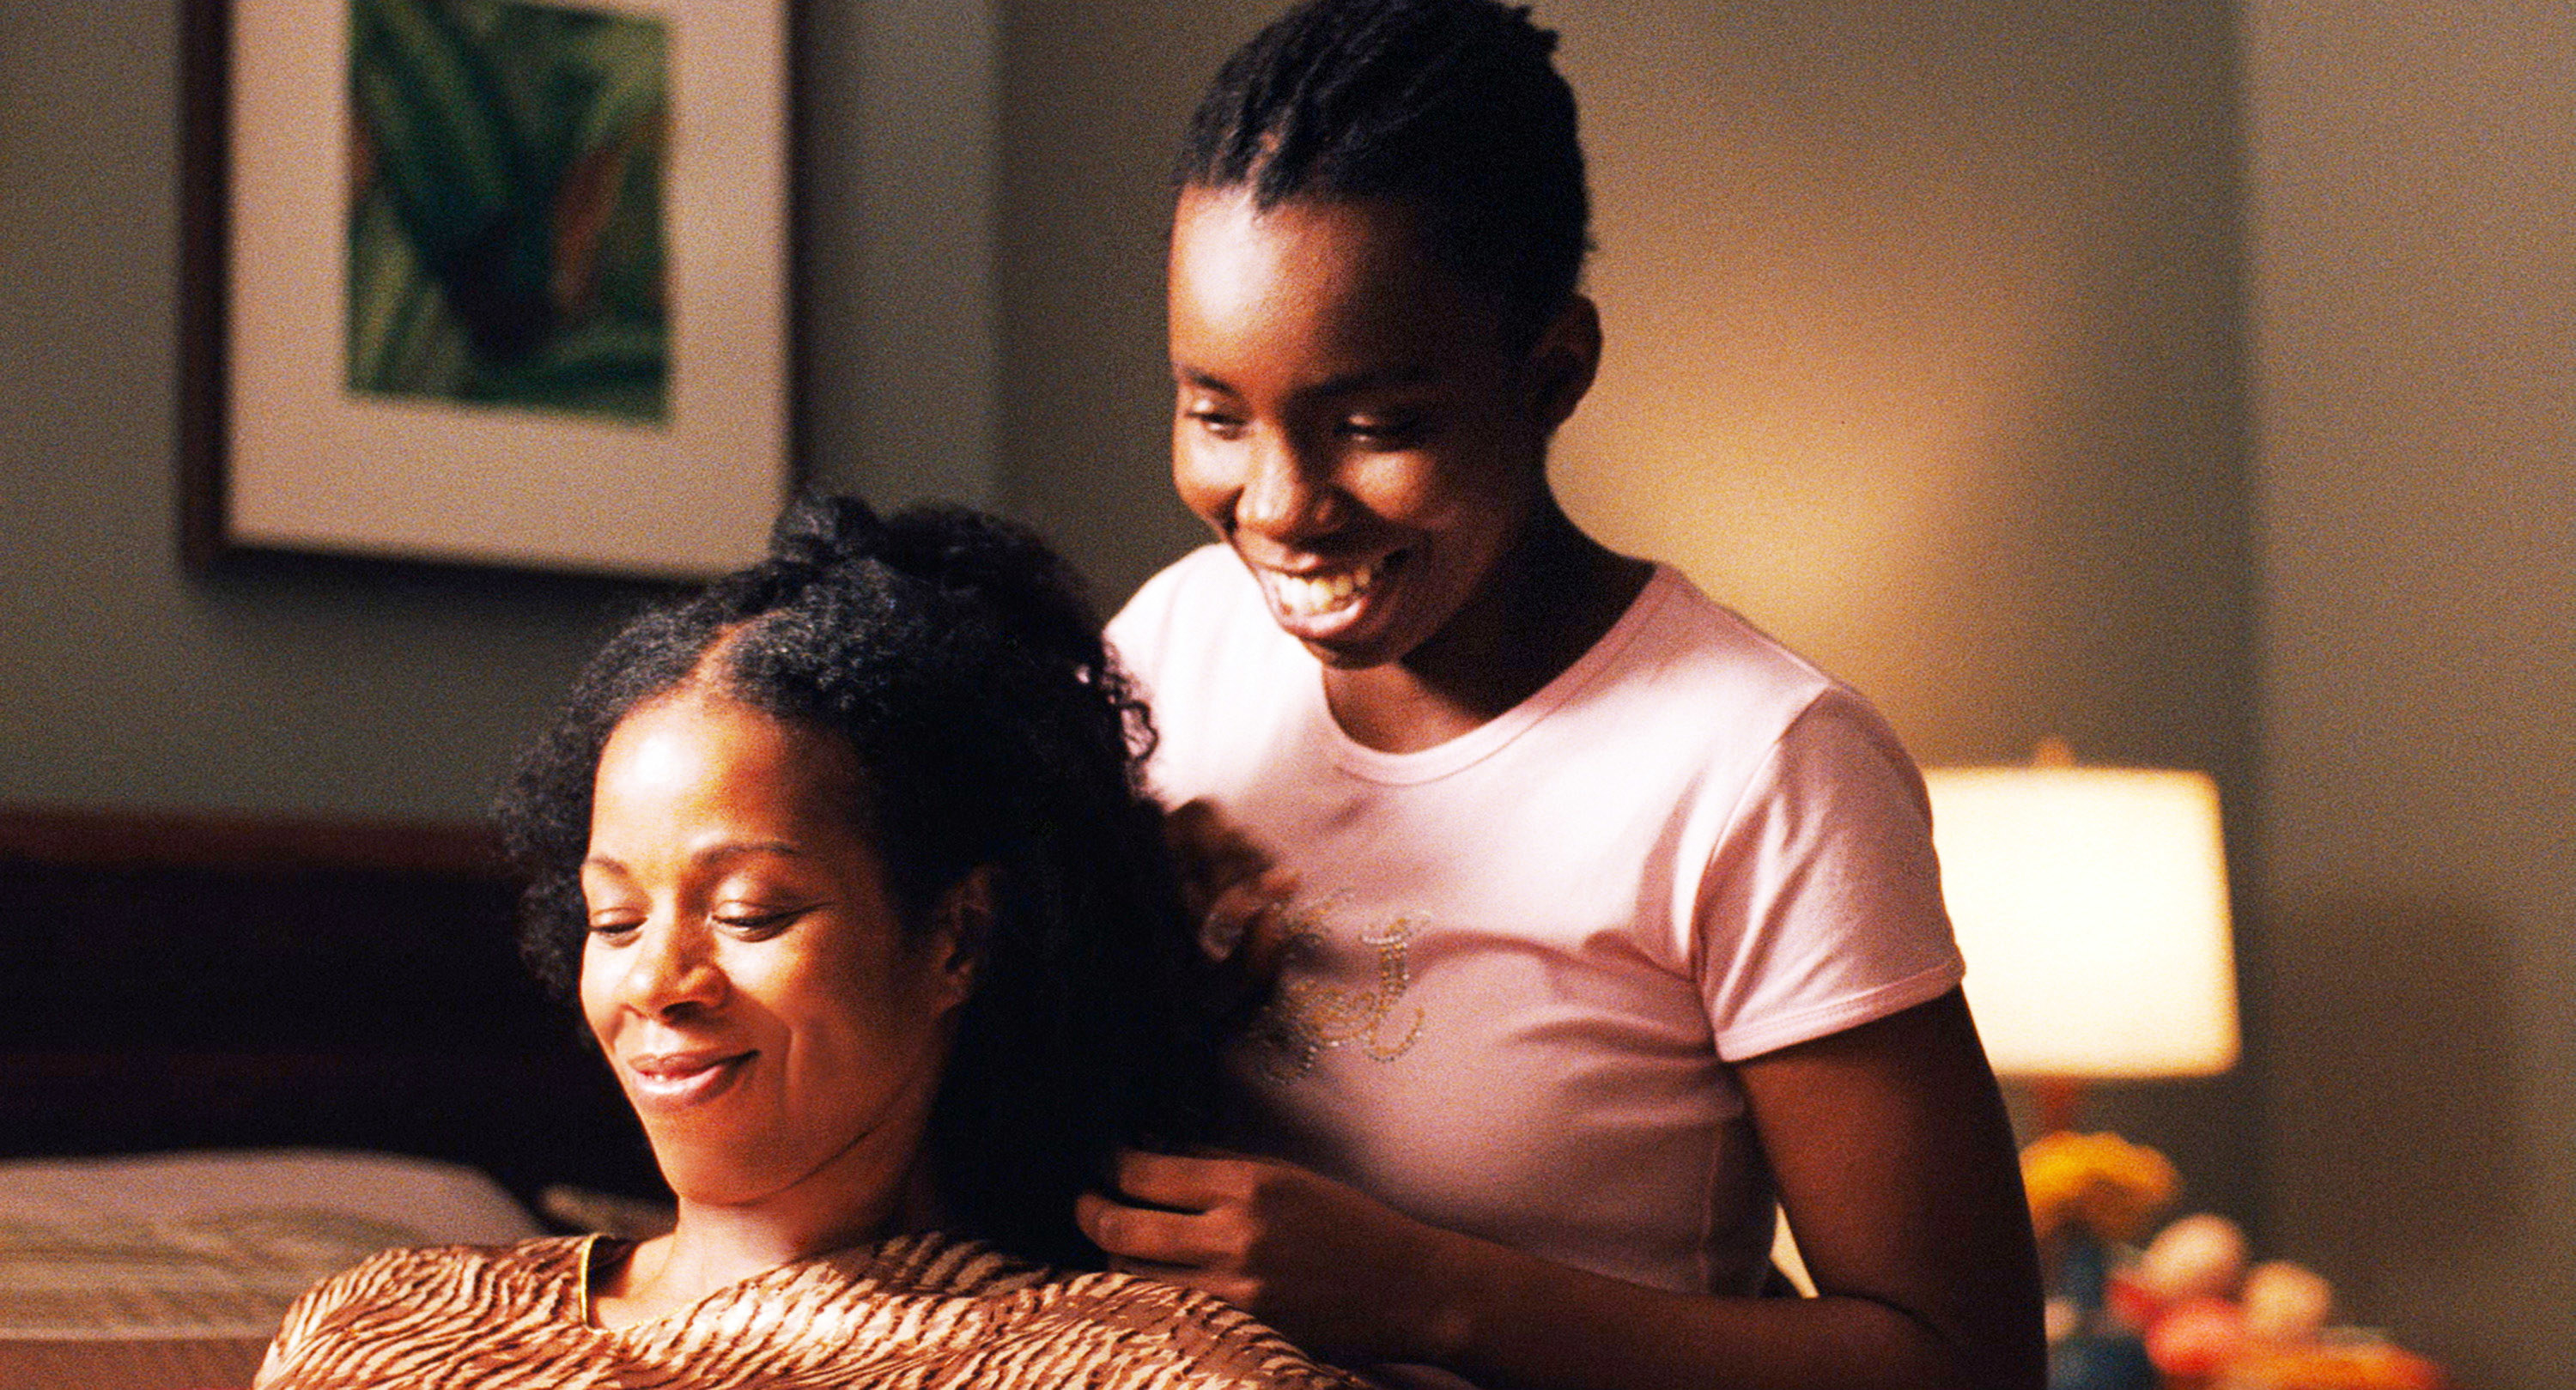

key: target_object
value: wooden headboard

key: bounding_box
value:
[0,805,661,1206]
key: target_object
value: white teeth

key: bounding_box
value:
[1272,561,1378,617]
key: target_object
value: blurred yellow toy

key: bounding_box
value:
[2023,1131,2181,1244]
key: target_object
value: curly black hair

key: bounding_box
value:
[1176,0,1589,352]
[495,495,1220,1267]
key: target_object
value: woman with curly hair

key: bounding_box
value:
[255,496,1352,1390]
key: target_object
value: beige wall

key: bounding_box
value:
[993,0,1261,598]
[1553,2,2254,776]
[2242,4,2574,1386]
[803,0,1003,512]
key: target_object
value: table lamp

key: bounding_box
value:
[1923,748,2239,1136]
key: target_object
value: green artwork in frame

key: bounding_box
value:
[345,0,671,424]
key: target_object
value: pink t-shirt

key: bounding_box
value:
[1106,546,1964,1302]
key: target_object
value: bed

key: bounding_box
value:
[0,1149,543,1388]
[0,804,665,1389]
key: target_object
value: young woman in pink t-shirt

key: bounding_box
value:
[1077,3,2045,1387]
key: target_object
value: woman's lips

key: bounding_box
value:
[1254,551,1403,637]
[623,1050,754,1109]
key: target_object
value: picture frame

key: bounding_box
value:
[181,0,792,580]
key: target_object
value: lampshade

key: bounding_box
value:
[1923,765,2239,1079]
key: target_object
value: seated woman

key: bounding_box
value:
[256,496,1354,1390]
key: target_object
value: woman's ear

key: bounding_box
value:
[927,865,993,1008]
[1522,294,1602,434]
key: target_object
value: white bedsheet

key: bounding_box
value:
[0,1149,541,1390]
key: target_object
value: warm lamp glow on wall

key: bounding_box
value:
[1923,751,2239,1135]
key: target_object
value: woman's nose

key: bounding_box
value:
[1233,429,1346,545]
[619,921,726,1018]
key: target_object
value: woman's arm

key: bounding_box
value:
[1077,989,2044,1390]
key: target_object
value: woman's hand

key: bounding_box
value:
[1075,1150,1467,1368]
[1079,992,2045,1390]
[1163,798,1299,1008]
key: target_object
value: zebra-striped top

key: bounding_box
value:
[254,1231,1358,1389]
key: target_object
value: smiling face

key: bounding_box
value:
[1168,185,1594,675]
[578,687,972,1223]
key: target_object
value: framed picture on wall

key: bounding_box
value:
[180,0,792,579]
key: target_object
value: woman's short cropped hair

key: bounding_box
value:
[1176,0,1589,351]
[495,495,1220,1266]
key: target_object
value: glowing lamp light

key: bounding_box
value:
[1923,762,2239,1109]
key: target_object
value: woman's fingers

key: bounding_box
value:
[1165,800,1291,924]
[1076,1182,1250,1270]
[1078,1158,1294,1327]
[1231,867,1300,974]
[1109,1148,1264,1211]
[1083,1150,1455,1366]
[1079,1151,1281,1278]
[1195,870,1298,968]
[1076,1190,1177,1259]
[1164,798,1266,909]
[1197,873,1276,959]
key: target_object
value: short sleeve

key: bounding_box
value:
[1695,687,1965,1061]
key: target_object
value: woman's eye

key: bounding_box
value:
[713,907,804,938]
[1341,414,1422,445]
[1182,404,1245,439]
[587,916,643,943]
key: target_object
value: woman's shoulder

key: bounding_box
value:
[1105,547,1270,669]
[1025,1265,1362,1388]
[1123,543,1248,608]
[1618,565,1838,692]
[278,1235,589,1335]
[1104,547,1306,758]
[313,1234,589,1290]
[1548,564,1856,752]
[840,1234,1359,1389]
[259,1236,589,1387]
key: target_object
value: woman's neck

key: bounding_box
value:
[590,1162,939,1328]
[1322,504,1653,754]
